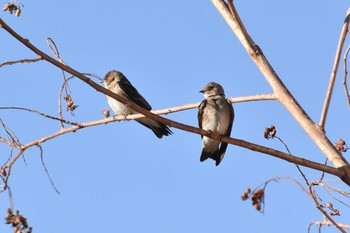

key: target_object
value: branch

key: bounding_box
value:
[309,182,346,233]
[320,7,350,128]
[0,107,80,126]
[0,57,43,67]
[2,106,345,184]
[308,221,350,232]
[343,45,350,108]
[211,1,350,173]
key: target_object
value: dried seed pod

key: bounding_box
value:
[3,3,10,11]
[103,108,110,118]
[264,128,270,139]
[0,167,7,177]
[338,139,345,146]
[335,143,343,152]
[15,8,21,17]
[241,193,248,201]
[325,202,333,209]
[330,209,340,216]
[254,202,261,211]
[270,125,276,137]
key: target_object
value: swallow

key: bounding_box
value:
[102,70,173,138]
[198,82,234,165]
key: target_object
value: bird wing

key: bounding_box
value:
[216,99,234,166]
[198,100,207,139]
[118,74,152,110]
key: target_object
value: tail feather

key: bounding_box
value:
[200,150,211,162]
[200,149,225,166]
[150,124,173,138]
[136,120,173,138]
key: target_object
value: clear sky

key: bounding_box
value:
[1,1,350,233]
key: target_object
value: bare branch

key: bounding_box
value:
[36,144,60,194]
[0,107,80,126]
[0,57,43,67]
[309,221,350,232]
[320,8,350,128]
[309,182,345,233]
[343,45,350,108]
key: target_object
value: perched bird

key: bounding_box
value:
[102,70,173,138]
[198,82,234,166]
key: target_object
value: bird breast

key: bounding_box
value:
[202,98,230,134]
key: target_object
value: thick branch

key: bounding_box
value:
[211,0,349,170]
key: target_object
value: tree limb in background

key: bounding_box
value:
[320,8,350,129]
[343,45,350,108]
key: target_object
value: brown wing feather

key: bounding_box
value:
[198,100,207,139]
[216,100,234,166]
[118,74,152,110]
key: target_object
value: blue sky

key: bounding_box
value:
[1,1,350,232]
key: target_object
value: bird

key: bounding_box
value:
[101,70,173,138]
[198,82,234,166]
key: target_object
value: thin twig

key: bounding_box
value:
[319,159,328,182]
[58,76,74,128]
[36,144,60,194]
[0,107,80,126]
[343,45,350,108]
[0,57,43,67]
[309,182,345,233]
[253,176,310,197]
[309,221,350,231]
[273,135,310,185]
[322,184,350,208]
[320,8,350,129]
[0,119,21,147]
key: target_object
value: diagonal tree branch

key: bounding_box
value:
[343,45,350,108]
[320,8,350,129]
[211,1,350,176]
[2,108,345,184]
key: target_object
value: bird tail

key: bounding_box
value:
[136,119,173,138]
[149,124,173,138]
[200,149,224,166]
[200,150,211,162]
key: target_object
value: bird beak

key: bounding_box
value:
[199,90,205,93]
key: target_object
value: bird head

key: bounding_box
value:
[101,70,124,89]
[200,82,225,99]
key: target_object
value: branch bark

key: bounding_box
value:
[211,1,350,174]
[320,8,350,128]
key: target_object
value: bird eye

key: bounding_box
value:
[208,85,213,90]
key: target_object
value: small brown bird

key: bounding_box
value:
[102,70,173,138]
[198,82,234,165]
